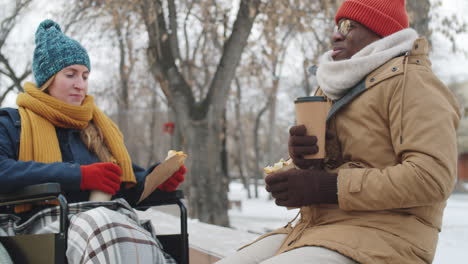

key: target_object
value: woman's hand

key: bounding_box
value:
[80,162,122,195]
[158,165,186,191]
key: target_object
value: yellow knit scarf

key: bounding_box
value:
[16,82,136,185]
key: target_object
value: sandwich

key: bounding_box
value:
[264,158,295,175]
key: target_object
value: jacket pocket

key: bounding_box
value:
[339,161,369,193]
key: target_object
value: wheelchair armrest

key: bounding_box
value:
[0,183,62,205]
[0,183,68,236]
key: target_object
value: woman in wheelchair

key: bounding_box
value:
[0,19,185,263]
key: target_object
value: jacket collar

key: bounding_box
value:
[366,37,430,90]
[326,37,430,122]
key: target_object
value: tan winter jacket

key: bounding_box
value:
[252,38,460,264]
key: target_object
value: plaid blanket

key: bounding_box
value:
[0,198,176,264]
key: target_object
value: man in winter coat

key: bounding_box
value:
[217,0,460,263]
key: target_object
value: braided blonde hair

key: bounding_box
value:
[79,121,115,163]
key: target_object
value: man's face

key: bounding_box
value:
[331,18,381,61]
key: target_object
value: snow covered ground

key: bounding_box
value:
[433,193,468,263]
[227,182,468,263]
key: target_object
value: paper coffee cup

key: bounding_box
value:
[89,190,112,202]
[294,96,329,160]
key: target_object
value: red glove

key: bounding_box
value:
[158,165,186,191]
[80,163,122,195]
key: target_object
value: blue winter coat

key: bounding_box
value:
[0,107,151,205]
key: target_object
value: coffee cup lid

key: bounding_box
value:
[294,96,326,103]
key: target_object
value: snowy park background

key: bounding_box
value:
[2,1,468,262]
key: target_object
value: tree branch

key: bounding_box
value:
[0,0,33,48]
[202,0,261,117]
[140,0,195,110]
[168,0,181,61]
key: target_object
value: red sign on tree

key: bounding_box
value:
[163,122,175,135]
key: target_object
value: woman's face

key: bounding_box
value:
[48,64,89,106]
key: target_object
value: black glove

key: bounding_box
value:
[289,125,324,169]
[265,168,338,207]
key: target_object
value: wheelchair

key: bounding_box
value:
[0,183,189,264]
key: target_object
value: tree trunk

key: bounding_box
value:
[168,109,183,151]
[183,111,230,225]
[302,63,314,96]
[221,109,229,182]
[234,78,250,198]
[141,0,261,225]
[147,92,158,167]
[262,22,294,165]
[406,0,431,38]
[266,78,279,164]
[113,11,131,140]
[253,102,269,198]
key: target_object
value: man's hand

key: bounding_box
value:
[289,125,323,169]
[265,168,338,207]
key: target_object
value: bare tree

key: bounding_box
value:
[231,77,251,197]
[140,0,261,226]
[406,0,431,38]
[0,0,33,105]
[236,0,340,197]
[260,2,296,167]
[64,0,172,168]
[407,0,468,55]
[111,4,138,137]
[67,0,143,138]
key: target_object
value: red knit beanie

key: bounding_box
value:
[335,0,409,37]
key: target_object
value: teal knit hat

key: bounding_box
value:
[32,19,91,87]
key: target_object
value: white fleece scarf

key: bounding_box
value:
[316,28,419,100]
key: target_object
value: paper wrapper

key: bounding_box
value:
[264,159,297,210]
[137,150,187,204]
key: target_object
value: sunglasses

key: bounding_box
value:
[334,19,355,37]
